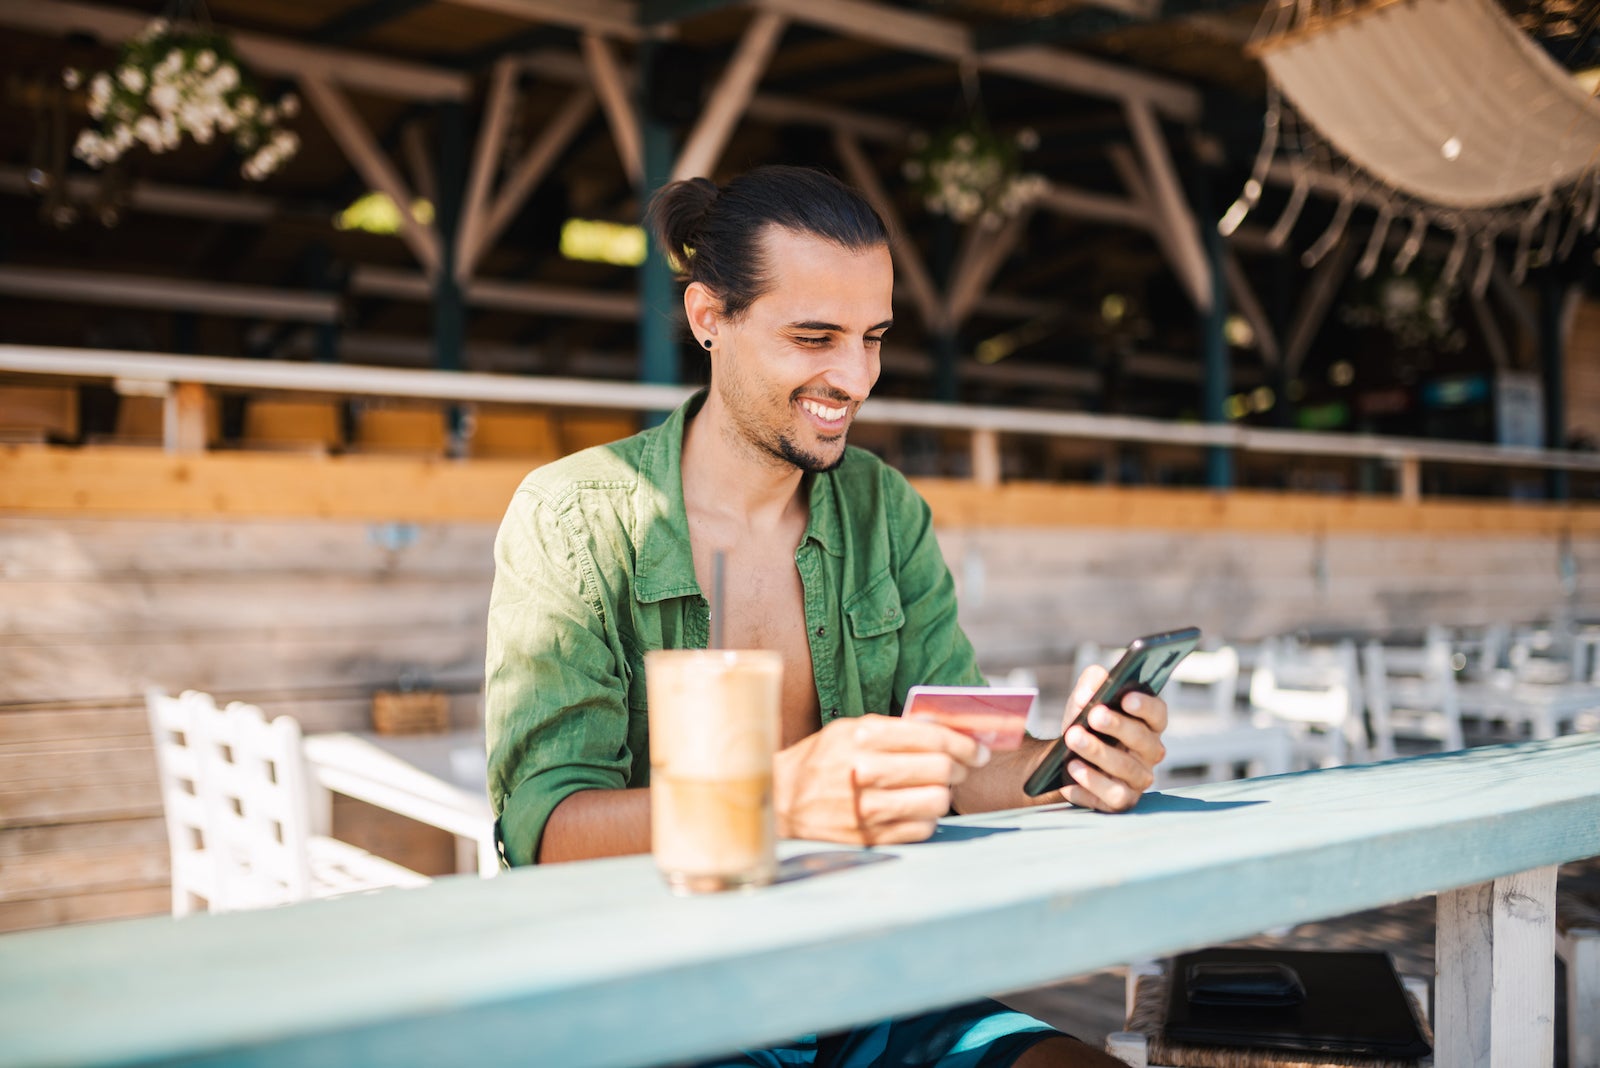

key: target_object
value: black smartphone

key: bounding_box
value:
[1022,625,1201,797]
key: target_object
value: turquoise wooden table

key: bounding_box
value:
[4,734,1600,1068]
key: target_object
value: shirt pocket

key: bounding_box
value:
[844,570,904,715]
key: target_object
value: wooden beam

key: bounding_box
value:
[832,132,947,334]
[757,0,968,60]
[299,74,440,276]
[672,12,788,181]
[1436,867,1557,1067]
[400,122,438,207]
[448,0,642,40]
[163,382,209,455]
[468,88,597,281]
[980,46,1201,124]
[746,94,909,144]
[1282,237,1357,378]
[582,35,643,189]
[1124,100,1211,312]
[947,211,1031,328]
[750,0,1200,120]
[0,0,469,102]
[456,58,522,284]
[1222,251,1281,368]
[970,428,1002,488]
[0,168,281,224]
[1033,181,1150,230]
[0,267,340,322]
[1109,143,1211,317]
[351,267,638,320]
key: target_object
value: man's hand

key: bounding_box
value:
[774,714,991,845]
[1052,664,1168,812]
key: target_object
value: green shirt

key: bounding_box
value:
[485,393,984,865]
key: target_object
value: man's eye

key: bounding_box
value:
[865,335,885,346]
[796,336,829,345]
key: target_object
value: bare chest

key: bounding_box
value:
[689,530,820,748]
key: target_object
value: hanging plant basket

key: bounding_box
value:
[903,118,1047,229]
[65,17,300,181]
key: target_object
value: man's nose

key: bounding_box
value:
[825,342,878,401]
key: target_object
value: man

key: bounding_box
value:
[487,166,1167,1067]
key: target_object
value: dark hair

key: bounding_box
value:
[645,165,889,321]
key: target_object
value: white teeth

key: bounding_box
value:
[801,399,848,421]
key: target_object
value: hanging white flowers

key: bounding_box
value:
[64,17,300,181]
[903,120,1047,229]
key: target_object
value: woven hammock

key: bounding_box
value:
[1227,0,1600,286]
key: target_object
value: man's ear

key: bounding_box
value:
[683,282,722,346]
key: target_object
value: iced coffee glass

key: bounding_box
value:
[645,649,782,894]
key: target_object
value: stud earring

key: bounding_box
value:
[702,338,713,349]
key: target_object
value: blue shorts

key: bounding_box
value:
[689,998,1061,1068]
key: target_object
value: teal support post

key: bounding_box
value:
[1540,270,1570,500]
[638,44,681,426]
[1197,165,1233,488]
[432,102,466,373]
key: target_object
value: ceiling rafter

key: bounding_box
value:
[0,0,470,101]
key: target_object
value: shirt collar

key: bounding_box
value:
[633,390,848,604]
[633,392,703,604]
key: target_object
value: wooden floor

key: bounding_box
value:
[998,854,1600,1064]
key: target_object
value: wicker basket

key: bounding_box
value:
[371,690,450,735]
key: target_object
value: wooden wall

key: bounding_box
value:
[1569,296,1600,447]
[2,450,1597,934]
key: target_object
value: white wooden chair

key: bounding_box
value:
[146,690,429,914]
[1071,642,1292,786]
[1559,888,1600,1068]
[1362,639,1465,759]
[1248,638,1367,769]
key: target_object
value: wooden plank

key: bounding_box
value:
[0,886,170,933]
[0,628,485,705]
[0,840,169,904]
[0,447,532,523]
[0,780,163,829]
[0,576,490,634]
[0,744,156,788]
[6,449,1600,533]
[1,736,1598,1068]
[0,517,496,579]
[1436,866,1558,1067]
[0,817,166,859]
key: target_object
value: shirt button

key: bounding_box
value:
[816,626,826,637]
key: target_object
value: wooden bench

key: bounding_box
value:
[2,735,1598,1068]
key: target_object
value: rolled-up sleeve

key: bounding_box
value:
[486,485,634,865]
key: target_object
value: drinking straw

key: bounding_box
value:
[710,549,726,649]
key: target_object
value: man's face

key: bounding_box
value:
[712,226,893,473]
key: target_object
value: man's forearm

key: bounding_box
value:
[537,787,652,863]
[951,737,1062,814]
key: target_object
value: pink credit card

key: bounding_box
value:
[902,686,1038,750]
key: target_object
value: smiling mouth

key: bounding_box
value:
[799,398,849,421]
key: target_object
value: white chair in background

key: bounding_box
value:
[146,690,429,914]
[1362,638,1465,759]
[1558,887,1600,1068]
[1248,638,1367,769]
[1068,641,1291,786]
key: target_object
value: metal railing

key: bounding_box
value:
[4,343,1598,501]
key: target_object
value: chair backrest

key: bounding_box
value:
[145,690,318,912]
[198,699,318,910]
[1249,638,1366,762]
[1362,639,1464,759]
[1166,646,1241,722]
[146,689,220,916]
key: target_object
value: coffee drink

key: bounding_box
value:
[646,649,782,893]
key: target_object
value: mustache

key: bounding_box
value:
[792,388,856,406]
